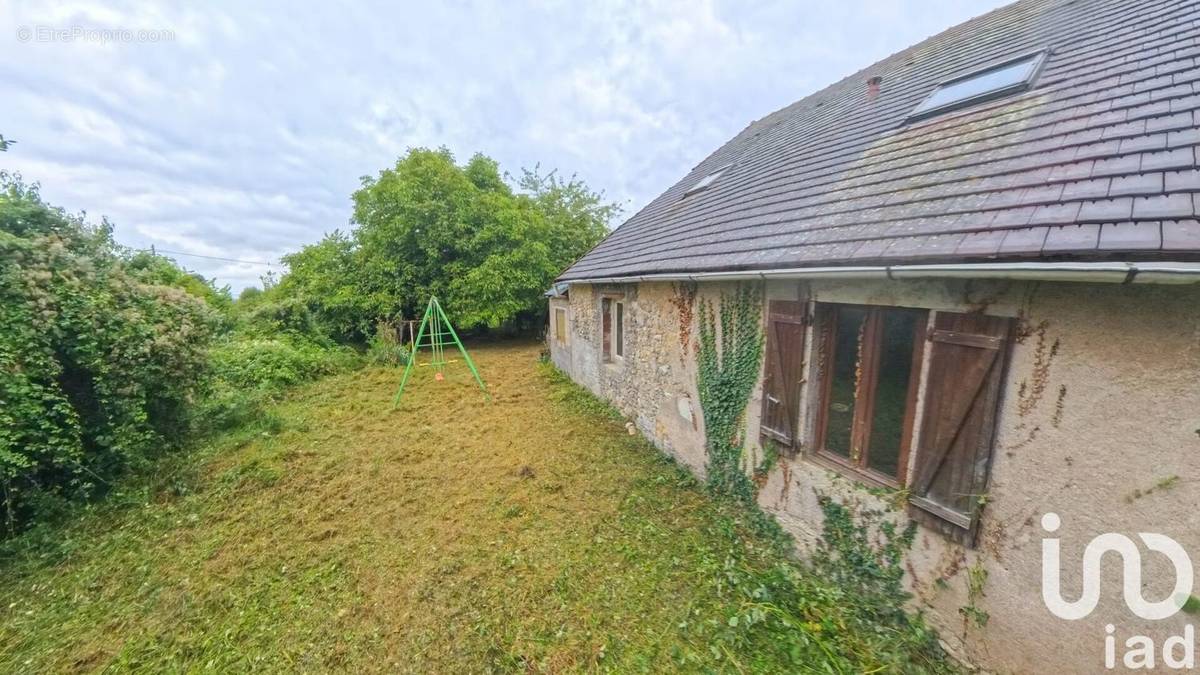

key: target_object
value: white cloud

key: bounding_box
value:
[0,0,1006,290]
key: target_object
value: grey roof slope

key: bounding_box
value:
[560,0,1200,282]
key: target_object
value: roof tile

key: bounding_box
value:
[1048,161,1095,182]
[1021,183,1067,205]
[1165,169,1200,191]
[1075,140,1123,161]
[1092,154,1144,176]
[1119,134,1168,154]
[990,207,1037,228]
[1098,221,1163,250]
[1169,94,1200,112]
[1078,198,1134,222]
[1061,178,1112,201]
[848,237,893,260]
[1132,193,1195,219]
[1029,202,1083,225]
[1146,111,1193,132]
[1102,120,1148,140]
[955,230,1006,258]
[1141,147,1196,171]
[1150,84,1194,101]
[1109,172,1165,197]
[1043,224,1100,252]
[999,227,1050,254]
[1167,126,1200,147]
[1162,220,1200,249]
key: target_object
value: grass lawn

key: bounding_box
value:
[0,342,951,673]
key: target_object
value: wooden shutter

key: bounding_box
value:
[910,311,1013,543]
[759,300,807,449]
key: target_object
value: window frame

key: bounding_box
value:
[682,164,731,198]
[600,295,625,363]
[553,307,568,345]
[811,303,927,489]
[908,49,1048,122]
[614,300,624,358]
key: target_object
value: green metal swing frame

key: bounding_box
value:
[391,296,488,408]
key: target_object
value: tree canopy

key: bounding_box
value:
[275,148,618,337]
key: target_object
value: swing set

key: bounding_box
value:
[391,296,488,408]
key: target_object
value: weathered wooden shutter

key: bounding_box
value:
[759,300,807,449]
[910,311,1013,543]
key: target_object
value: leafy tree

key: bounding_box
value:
[237,286,263,303]
[275,231,361,339]
[125,251,234,314]
[518,165,619,264]
[278,147,617,336]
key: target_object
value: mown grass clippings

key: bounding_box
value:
[0,341,953,673]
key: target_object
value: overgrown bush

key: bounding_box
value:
[194,334,360,435]
[208,338,353,391]
[365,321,409,366]
[0,175,219,531]
[234,296,331,344]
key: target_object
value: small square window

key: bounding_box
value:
[909,51,1046,120]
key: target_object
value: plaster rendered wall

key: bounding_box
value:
[558,278,1200,674]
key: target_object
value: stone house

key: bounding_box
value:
[548,0,1200,671]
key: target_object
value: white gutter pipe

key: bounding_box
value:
[562,262,1200,286]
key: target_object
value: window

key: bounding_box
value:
[682,164,730,197]
[554,307,567,345]
[601,297,624,362]
[909,51,1046,120]
[813,304,926,486]
[793,303,1013,545]
[614,301,624,357]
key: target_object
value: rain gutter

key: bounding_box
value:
[560,262,1200,286]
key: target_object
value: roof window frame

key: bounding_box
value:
[682,164,732,198]
[907,48,1049,122]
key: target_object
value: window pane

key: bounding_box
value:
[913,56,1037,115]
[823,307,867,458]
[615,302,624,356]
[555,309,567,343]
[601,299,612,361]
[866,311,920,477]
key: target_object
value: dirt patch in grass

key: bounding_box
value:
[0,341,951,673]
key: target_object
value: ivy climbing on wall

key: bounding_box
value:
[695,283,764,502]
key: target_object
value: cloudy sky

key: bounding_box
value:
[1,0,1006,291]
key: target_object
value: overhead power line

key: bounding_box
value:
[140,247,278,267]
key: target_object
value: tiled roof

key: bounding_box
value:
[560,0,1200,282]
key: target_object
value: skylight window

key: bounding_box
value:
[683,164,730,197]
[909,51,1047,120]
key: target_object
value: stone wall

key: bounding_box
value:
[556,277,1200,673]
